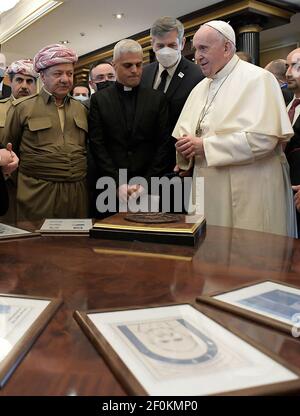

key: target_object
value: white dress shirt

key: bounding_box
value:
[153,58,181,93]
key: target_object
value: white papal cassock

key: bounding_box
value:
[173,54,296,236]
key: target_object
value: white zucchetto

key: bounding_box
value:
[204,20,236,45]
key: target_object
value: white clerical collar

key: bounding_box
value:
[124,86,132,91]
[158,56,181,79]
[212,54,239,81]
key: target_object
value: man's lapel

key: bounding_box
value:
[166,57,187,99]
[145,62,158,88]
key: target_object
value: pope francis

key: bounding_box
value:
[174,20,296,237]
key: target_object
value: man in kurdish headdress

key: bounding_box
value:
[0,59,38,144]
[174,20,295,236]
[3,44,88,220]
[0,59,36,221]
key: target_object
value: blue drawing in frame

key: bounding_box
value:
[238,289,300,321]
[118,318,218,365]
[0,305,11,313]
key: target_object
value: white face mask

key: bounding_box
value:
[155,47,180,68]
[73,94,88,102]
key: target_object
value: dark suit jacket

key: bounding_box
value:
[284,98,300,236]
[88,83,172,187]
[141,57,203,130]
[285,113,300,185]
[141,56,203,169]
[282,88,294,106]
[0,144,9,215]
[0,84,11,99]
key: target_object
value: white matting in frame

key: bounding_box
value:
[74,304,300,396]
[0,294,61,388]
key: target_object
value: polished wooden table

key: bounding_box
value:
[0,225,300,396]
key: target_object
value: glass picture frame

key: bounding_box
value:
[197,280,300,336]
[0,223,39,241]
[0,293,62,388]
[74,303,300,396]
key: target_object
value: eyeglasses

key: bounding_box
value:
[91,74,116,82]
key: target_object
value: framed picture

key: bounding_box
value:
[197,280,300,336]
[0,223,39,241]
[0,294,62,388]
[74,303,300,396]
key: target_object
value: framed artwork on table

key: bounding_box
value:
[0,223,39,241]
[74,303,300,396]
[197,280,300,336]
[0,294,62,388]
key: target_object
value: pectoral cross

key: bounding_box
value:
[195,121,202,138]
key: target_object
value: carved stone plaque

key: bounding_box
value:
[124,213,181,224]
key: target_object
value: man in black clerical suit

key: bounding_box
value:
[284,48,300,236]
[0,172,8,216]
[0,162,8,216]
[89,39,171,217]
[0,84,11,100]
[0,53,11,99]
[0,144,19,215]
[141,16,203,171]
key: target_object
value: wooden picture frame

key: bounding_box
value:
[0,293,62,388]
[74,303,300,396]
[196,280,300,336]
[0,223,39,241]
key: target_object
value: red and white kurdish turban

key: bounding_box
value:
[33,43,78,73]
[7,59,39,78]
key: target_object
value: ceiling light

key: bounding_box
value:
[113,13,124,19]
[0,0,20,14]
[59,40,70,44]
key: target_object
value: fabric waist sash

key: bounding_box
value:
[19,151,87,182]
